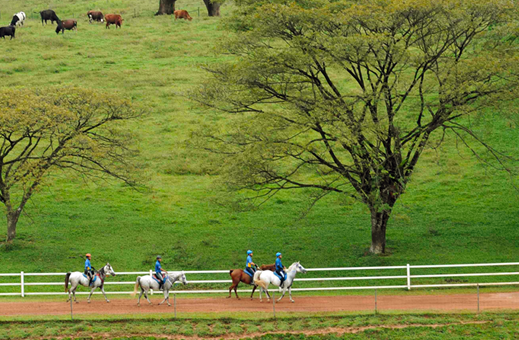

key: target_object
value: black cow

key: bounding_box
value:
[0,26,15,40]
[40,9,60,26]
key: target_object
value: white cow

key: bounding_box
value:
[11,12,26,27]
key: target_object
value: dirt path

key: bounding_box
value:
[1,292,518,316]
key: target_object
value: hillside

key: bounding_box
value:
[0,0,518,285]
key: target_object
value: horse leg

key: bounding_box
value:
[159,289,168,305]
[138,289,144,306]
[144,289,152,305]
[250,285,257,300]
[289,286,294,303]
[227,282,236,299]
[277,286,287,302]
[87,287,95,303]
[100,286,110,303]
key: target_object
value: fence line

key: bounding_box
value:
[1,262,519,297]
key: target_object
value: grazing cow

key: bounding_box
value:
[104,14,123,29]
[0,26,15,40]
[10,12,26,27]
[87,10,104,23]
[174,10,192,21]
[40,10,60,26]
[56,20,77,34]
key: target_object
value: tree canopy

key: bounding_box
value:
[0,88,141,242]
[195,0,519,253]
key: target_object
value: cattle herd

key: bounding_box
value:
[0,8,194,39]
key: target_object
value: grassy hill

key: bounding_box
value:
[0,0,518,291]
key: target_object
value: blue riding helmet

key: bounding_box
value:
[247,250,253,255]
[276,252,282,257]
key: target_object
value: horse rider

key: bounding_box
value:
[275,252,287,287]
[155,255,167,290]
[245,250,256,277]
[84,253,95,286]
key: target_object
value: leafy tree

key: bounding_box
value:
[0,88,141,242]
[195,0,519,253]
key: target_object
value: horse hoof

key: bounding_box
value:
[87,301,91,304]
[107,300,110,303]
[168,304,171,307]
[291,300,295,303]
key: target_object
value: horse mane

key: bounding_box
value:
[287,262,299,271]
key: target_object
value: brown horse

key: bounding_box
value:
[228,264,276,299]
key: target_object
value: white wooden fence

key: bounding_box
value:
[1,262,519,297]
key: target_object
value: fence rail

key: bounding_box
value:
[1,262,519,297]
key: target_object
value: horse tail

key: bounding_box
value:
[229,270,233,275]
[131,276,141,296]
[64,272,71,292]
[253,271,267,289]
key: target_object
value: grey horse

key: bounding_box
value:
[132,271,187,306]
[65,263,116,303]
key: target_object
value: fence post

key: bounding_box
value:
[150,270,154,295]
[374,289,377,314]
[20,271,24,297]
[70,296,74,320]
[406,264,411,290]
[477,284,480,314]
[272,292,276,319]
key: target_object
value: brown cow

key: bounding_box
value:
[55,20,77,34]
[174,10,192,21]
[105,14,123,29]
[87,10,104,23]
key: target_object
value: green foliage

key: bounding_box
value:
[196,0,519,253]
[0,0,515,281]
[0,88,141,241]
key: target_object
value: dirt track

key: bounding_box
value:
[1,292,519,316]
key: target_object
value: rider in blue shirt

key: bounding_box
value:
[275,252,286,287]
[84,253,95,286]
[155,255,167,290]
[245,250,256,277]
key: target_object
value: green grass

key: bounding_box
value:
[0,0,518,298]
[2,312,519,339]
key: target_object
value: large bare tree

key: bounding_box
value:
[0,88,141,242]
[195,0,519,253]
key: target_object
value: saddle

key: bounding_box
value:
[152,274,168,283]
[82,273,98,284]
[273,272,283,280]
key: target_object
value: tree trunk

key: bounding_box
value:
[6,210,20,242]
[203,0,221,17]
[369,209,391,254]
[155,0,176,15]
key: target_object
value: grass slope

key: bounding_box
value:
[0,0,517,293]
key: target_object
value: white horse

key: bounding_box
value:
[65,263,116,303]
[11,12,26,26]
[253,262,307,303]
[132,271,188,306]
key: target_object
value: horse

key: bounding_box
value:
[132,271,187,306]
[228,263,276,299]
[64,263,116,303]
[253,262,307,303]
